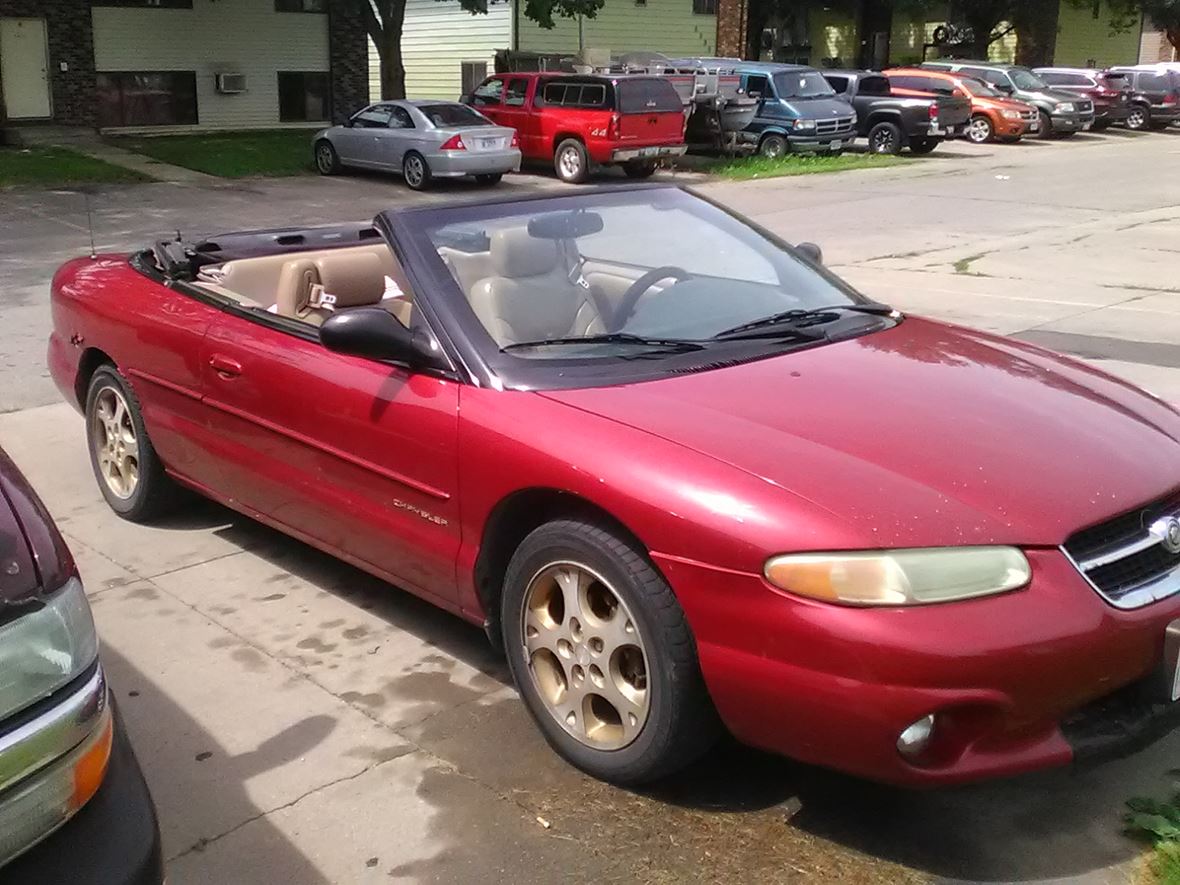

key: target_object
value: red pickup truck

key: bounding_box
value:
[464,72,687,183]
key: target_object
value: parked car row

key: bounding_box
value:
[312,61,1180,189]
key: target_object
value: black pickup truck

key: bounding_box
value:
[822,70,971,155]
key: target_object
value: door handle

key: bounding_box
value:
[209,354,242,378]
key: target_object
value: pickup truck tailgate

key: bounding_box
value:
[617,79,686,144]
[934,96,971,129]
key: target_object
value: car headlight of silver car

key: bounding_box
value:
[0,577,99,721]
[793,118,817,131]
[1055,102,1075,113]
[764,547,1031,606]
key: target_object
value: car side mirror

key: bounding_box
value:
[796,242,823,265]
[997,83,1014,94]
[320,308,448,370]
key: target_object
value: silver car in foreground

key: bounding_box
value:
[314,100,520,190]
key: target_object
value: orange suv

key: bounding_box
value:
[884,68,1038,143]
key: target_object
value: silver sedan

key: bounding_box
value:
[313,100,521,190]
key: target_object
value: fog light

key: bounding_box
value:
[897,714,936,759]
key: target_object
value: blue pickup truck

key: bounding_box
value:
[735,62,858,156]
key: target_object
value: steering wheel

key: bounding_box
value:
[609,266,691,332]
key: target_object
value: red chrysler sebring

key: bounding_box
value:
[48,185,1180,787]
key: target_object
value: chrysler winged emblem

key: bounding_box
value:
[1149,515,1180,555]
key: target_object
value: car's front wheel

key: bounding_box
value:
[501,519,719,785]
[85,365,179,522]
[1036,109,1055,139]
[966,114,994,144]
[315,139,341,175]
[1125,104,1150,130]
[403,151,432,190]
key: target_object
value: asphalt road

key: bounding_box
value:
[1,129,1179,884]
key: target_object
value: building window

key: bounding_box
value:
[692,0,716,15]
[96,72,198,127]
[278,72,330,121]
[461,61,488,97]
[275,0,327,11]
[92,0,193,7]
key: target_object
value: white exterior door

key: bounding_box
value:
[1,18,51,119]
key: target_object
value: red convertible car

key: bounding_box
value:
[48,185,1180,787]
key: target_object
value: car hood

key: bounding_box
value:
[782,96,854,119]
[1019,87,1078,105]
[540,318,1180,549]
[976,95,1032,113]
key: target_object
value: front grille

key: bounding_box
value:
[816,116,855,136]
[1063,491,1180,609]
[1020,109,1038,121]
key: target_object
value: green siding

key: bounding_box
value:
[889,4,947,66]
[1053,0,1141,67]
[517,0,714,57]
[808,7,856,66]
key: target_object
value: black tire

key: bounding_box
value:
[402,151,431,190]
[623,160,658,179]
[554,138,590,184]
[314,139,341,175]
[1125,104,1150,131]
[474,172,503,185]
[501,518,720,785]
[1036,108,1054,139]
[867,121,902,155]
[966,113,994,144]
[908,137,939,155]
[85,365,180,522]
[758,133,789,158]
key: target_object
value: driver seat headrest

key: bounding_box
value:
[490,228,560,279]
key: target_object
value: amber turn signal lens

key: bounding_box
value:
[71,711,113,812]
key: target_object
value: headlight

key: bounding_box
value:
[793,119,817,131]
[763,547,1031,606]
[0,577,98,721]
[1055,102,1074,113]
[1001,109,1022,120]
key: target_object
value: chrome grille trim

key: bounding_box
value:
[816,116,855,136]
[1063,496,1180,610]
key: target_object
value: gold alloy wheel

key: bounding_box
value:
[92,386,140,499]
[521,562,650,750]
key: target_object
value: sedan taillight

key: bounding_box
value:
[439,134,467,151]
[510,131,519,148]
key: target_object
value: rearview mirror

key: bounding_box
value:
[320,308,448,370]
[796,242,823,265]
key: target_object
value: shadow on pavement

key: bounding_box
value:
[99,645,332,883]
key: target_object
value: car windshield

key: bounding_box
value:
[1010,68,1047,90]
[419,103,491,127]
[411,188,882,373]
[773,70,836,98]
[959,77,1003,97]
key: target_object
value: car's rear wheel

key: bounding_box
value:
[474,172,503,185]
[403,151,431,190]
[85,366,179,522]
[908,137,939,155]
[623,160,658,179]
[966,114,994,144]
[315,140,341,175]
[501,519,719,785]
[554,138,590,184]
[867,121,902,155]
[1125,104,1150,130]
[758,133,788,158]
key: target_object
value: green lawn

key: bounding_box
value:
[111,129,320,178]
[706,152,906,181]
[0,146,149,188]
[1126,794,1180,884]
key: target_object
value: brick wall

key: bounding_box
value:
[715,0,746,58]
[327,0,368,123]
[0,0,95,125]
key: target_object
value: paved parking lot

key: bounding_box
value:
[2,128,1179,884]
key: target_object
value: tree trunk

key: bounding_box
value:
[378,12,406,100]
[1014,0,1060,67]
[1168,25,1180,54]
[961,0,1006,59]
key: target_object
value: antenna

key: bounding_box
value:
[83,190,97,260]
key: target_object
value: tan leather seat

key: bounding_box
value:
[468,228,605,347]
[276,251,388,325]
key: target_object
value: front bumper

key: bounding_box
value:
[2,691,162,884]
[657,547,1180,786]
[787,131,855,151]
[609,144,687,163]
[426,148,521,178]
[1049,110,1095,132]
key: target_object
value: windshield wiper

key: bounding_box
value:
[502,332,707,353]
[713,303,895,340]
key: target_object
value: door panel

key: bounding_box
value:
[0,18,51,119]
[199,315,462,605]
